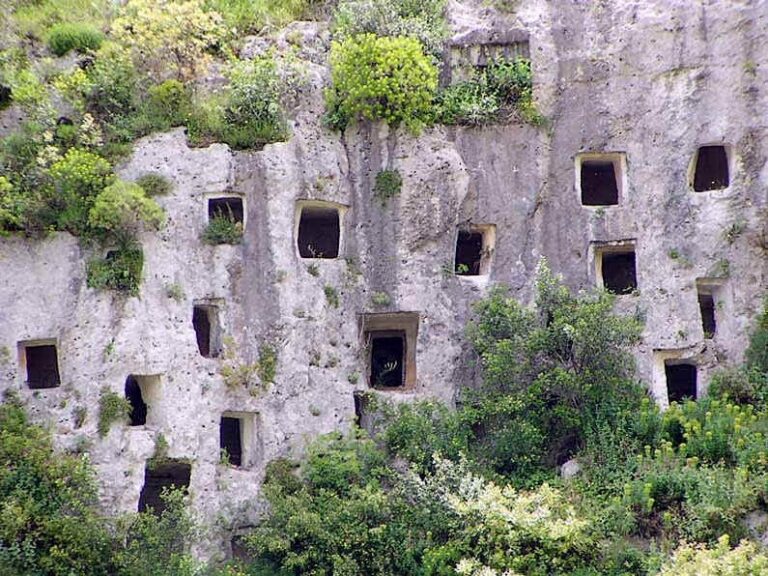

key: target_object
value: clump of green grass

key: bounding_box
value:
[47,23,104,56]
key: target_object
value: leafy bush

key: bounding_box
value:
[332,0,447,58]
[140,80,192,132]
[202,214,243,245]
[746,296,768,374]
[111,0,226,82]
[437,57,539,126]
[88,180,164,241]
[205,0,314,35]
[373,169,402,204]
[44,147,114,234]
[86,242,144,294]
[0,175,26,232]
[464,261,643,477]
[658,536,768,575]
[326,34,438,131]
[188,56,290,150]
[709,366,768,407]
[47,23,104,56]
[12,0,111,41]
[0,398,114,575]
[136,173,172,196]
[86,43,139,126]
[97,387,131,437]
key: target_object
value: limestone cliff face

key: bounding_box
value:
[1,0,766,560]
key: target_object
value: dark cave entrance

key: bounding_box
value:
[297,206,340,259]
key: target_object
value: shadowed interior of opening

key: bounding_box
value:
[665,362,697,403]
[25,344,61,389]
[298,206,340,258]
[581,160,619,206]
[698,292,717,338]
[455,231,483,275]
[138,461,191,514]
[693,146,729,191]
[369,332,405,388]
[601,251,637,294]
[193,305,220,358]
[220,416,243,467]
[125,376,147,426]
[208,197,244,223]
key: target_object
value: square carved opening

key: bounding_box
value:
[594,242,637,295]
[296,202,343,259]
[665,361,698,404]
[692,145,730,192]
[360,312,419,391]
[138,460,191,514]
[219,411,259,468]
[125,374,161,427]
[208,196,244,224]
[576,153,624,206]
[19,340,61,389]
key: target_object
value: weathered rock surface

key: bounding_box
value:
[1,0,767,560]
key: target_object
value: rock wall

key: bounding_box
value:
[1,0,766,560]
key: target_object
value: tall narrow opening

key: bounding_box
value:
[208,197,244,224]
[596,244,637,295]
[369,331,405,388]
[192,304,220,358]
[220,416,243,467]
[693,146,729,192]
[125,376,147,426]
[581,160,619,206]
[138,461,191,514]
[361,312,419,391]
[297,205,340,259]
[22,343,61,389]
[455,231,483,275]
[698,291,716,338]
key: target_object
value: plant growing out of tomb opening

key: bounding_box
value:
[97,387,131,437]
[86,241,145,295]
[325,34,439,132]
[202,205,244,245]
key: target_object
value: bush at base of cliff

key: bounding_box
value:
[325,34,438,132]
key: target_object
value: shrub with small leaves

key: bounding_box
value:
[47,23,104,56]
[88,180,164,241]
[373,169,402,204]
[136,173,172,197]
[659,536,768,575]
[97,387,131,437]
[326,34,438,131]
[202,215,243,245]
[87,242,144,295]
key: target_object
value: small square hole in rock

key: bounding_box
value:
[455,231,483,275]
[665,362,697,403]
[298,206,340,259]
[369,332,405,388]
[138,460,191,514]
[125,376,147,426]
[581,160,619,206]
[24,344,61,389]
[600,251,637,294]
[693,146,729,192]
[208,197,244,223]
[192,305,221,358]
[698,292,717,338]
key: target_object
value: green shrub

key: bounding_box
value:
[659,536,768,575]
[324,284,339,308]
[97,387,131,437]
[436,57,538,126]
[332,0,447,58]
[45,147,114,234]
[326,34,438,131]
[206,0,313,37]
[202,214,243,245]
[136,173,172,196]
[0,175,26,232]
[746,296,768,374]
[257,344,278,384]
[188,56,289,150]
[0,400,114,575]
[709,367,768,406]
[88,180,165,241]
[86,43,139,125]
[86,243,144,294]
[47,23,104,56]
[373,169,402,204]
